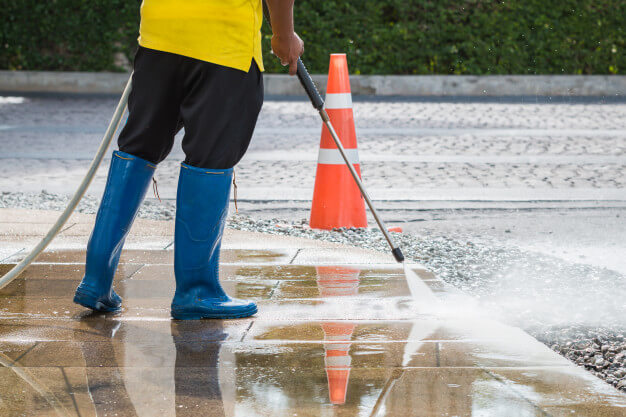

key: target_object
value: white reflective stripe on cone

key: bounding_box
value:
[325,355,352,367]
[317,148,360,165]
[324,343,352,351]
[324,335,352,342]
[324,93,353,109]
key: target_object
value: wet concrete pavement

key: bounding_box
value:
[1,209,626,416]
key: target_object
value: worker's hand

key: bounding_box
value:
[271,32,304,75]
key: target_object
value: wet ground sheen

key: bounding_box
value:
[1,245,625,416]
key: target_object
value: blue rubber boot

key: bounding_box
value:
[74,150,156,312]
[171,163,257,320]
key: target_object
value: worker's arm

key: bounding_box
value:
[265,0,304,75]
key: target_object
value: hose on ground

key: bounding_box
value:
[0,74,133,290]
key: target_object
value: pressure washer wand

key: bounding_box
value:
[296,63,404,263]
[262,2,404,263]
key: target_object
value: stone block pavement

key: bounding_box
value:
[0,208,625,416]
[1,97,625,202]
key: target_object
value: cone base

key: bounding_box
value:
[310,165,367,230]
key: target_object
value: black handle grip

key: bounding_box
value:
[296,59,325,110]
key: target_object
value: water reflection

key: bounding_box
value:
[74,316,230,417]
[0,315,568,417]
[171,320,228,417]
[316,266,360,405]
[81,315,138,416]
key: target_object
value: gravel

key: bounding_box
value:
[0,190,176,220]
[1,190,625,392]
[532,325,626,391]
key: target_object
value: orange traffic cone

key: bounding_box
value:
[321,322,355,405]
[310,54,367,230]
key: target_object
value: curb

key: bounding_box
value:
[1,70,625,96]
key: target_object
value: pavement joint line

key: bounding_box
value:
[0,337,532,345]
[0,248,25,263]
[60,366,83,417]
[0,338,519,344]
[58,223,77,234]
[14,199,626,208]
[56,360,569,370]
[267,281,281,300]
[288,248,302,264]
[0,261,407,268]
[124,264,144,280]
[257,127,626,137]
[231,190,626,202]
[234,198,626,204]
[6,189,626,202]
[334,366,569,370]
[5,125,626,137]
[9,342,39,366]
[0,323,118,339]
[0,261,149,266]
[0,317,461,323]
[5,153,626,165]
[220,340,531,344]
[239,321,255,343]
[0,261,404,269]
[288,262,399,266]
[259,297,416,301]
[241,152,626,164]
[480,366,552,417]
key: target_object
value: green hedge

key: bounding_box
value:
[1,0,139,72]
[1,0,624,74]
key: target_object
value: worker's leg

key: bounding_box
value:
[74,47,184,312]
[172,60,263,319]
[117,46,186,164]
[179,60,263,168]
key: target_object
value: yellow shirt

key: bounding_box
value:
[138,0,264,72]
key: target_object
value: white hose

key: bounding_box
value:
[0,74,133,290]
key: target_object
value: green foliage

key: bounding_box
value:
[0,0,139,71]
[1,0,624,74]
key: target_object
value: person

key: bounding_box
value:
[73,0,304,320]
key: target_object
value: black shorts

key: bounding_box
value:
[118,46,264,169]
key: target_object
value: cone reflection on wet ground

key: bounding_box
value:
[316,266,360,405]
[0,209,625,416]
[320,322,354,405]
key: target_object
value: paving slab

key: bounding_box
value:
[0,209,625,416]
